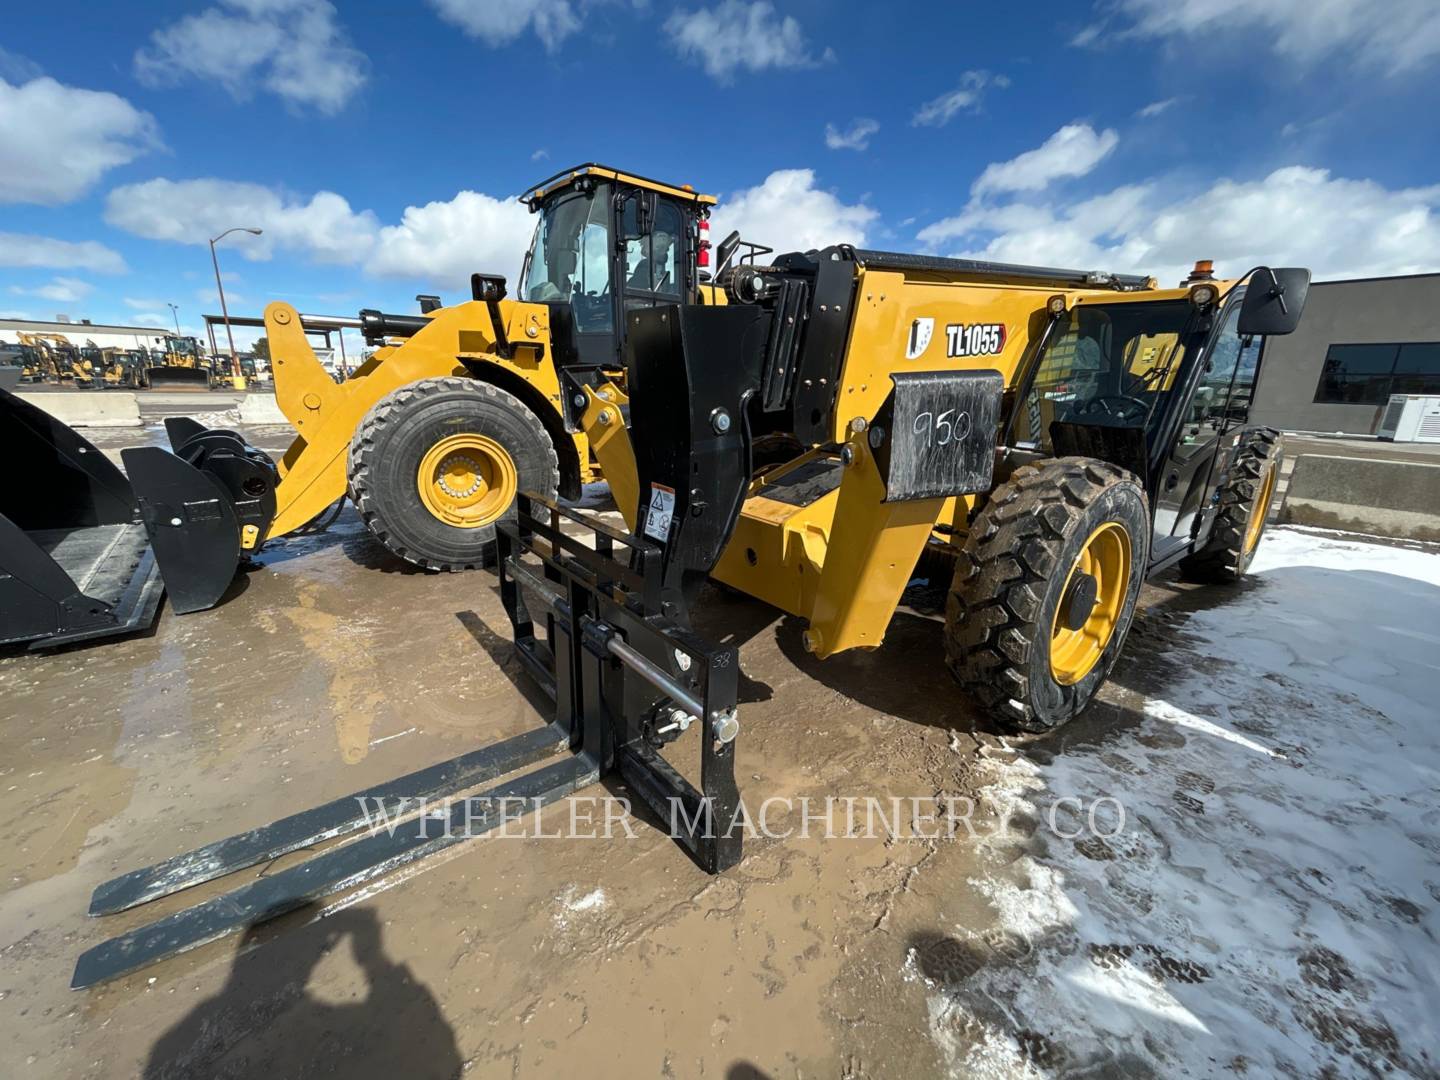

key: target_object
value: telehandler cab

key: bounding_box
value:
[117,164,734,614]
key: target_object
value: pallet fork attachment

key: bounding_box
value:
[73,494,742,990]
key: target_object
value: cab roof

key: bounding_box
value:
[522,163,718,208]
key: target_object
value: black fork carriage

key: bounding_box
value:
[72,494,743,990]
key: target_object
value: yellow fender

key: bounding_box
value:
[261,299,581,545]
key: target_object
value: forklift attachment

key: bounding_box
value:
[75,494,743,989]
[0,386,164,649]
[119,418,279,614]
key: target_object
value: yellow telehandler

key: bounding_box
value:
[73,243,1309,989]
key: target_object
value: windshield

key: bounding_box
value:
[521,188,614,333]
[1011,300,1194,451]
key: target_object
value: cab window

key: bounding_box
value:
[621,197,682,300]
[1189,303,1253,426]
[522,190,614,333]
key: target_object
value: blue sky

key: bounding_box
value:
[2,0,1437,354]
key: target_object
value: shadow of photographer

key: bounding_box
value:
[143,906,461,1079]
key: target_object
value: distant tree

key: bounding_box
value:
[252,336,270,361]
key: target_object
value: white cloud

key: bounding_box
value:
[972,123,1119,196]
[0,77,160,205]
[0,233,127,274]
[911,71,1007,127]
[126,312,170,328]
[1085,0,1440,76]
[135,0,367,115]
[665,1,833,81]
[1137,96,1179,118]
[11,277,94,304]
[370,190,536,286]
[710,169,877,256]
[919,166,1440,286]
[532,148,550,161]
[123,297,169,310]
[105,178,379,264]
[428,0,581,50]
[0,46,43,83]
[105,176,535,292]
[824,117,879,151]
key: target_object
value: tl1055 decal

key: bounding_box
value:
[945,323,1007,358]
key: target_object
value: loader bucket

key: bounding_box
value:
[121,421,280,614]
[0,386,164,649]
[145,365,212,390]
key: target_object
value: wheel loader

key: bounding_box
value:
[71,244,1308,990]
[144,334,212,389]
[114,164,734,613]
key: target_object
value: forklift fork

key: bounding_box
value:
[73,495,742,990]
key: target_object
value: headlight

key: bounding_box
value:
[1189,283,1219,307]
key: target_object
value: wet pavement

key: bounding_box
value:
[1,424,1434,1078]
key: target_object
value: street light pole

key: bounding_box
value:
[210,226,263,390]
[167,303,181,337]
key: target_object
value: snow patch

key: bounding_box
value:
[920,528,1440,1077]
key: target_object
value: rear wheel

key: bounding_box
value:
[1178,427,1282,583]
[945,458,1149,734]
[348,377,559,571]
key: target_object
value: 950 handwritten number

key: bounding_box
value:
[911,409,972,448]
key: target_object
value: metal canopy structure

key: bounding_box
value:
[202,312,359,376]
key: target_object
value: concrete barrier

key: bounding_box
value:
[1280,453,1440,542]
[15,391,141,428]
[237,393,290,426]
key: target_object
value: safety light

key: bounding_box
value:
[1189,283,1219,307]
[1046,294,1068,316]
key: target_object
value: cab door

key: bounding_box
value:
[1151,300,1257,556]
[614,192,687,357]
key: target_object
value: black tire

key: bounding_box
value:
[945,457,1149,734]
[1178,427,1283,583]
[348,377,559,571]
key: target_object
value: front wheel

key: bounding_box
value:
[348,377,559,571]
[946,458,1149,734]
[1178,427,1282,583]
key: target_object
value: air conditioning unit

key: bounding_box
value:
[1376,394,1440,443]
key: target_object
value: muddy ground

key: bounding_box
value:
[0,426,1433,1078]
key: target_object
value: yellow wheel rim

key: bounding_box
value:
[1049,522,1132,686]
[1245,466,1278,554]
[415,433,517,529]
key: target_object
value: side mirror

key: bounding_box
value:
[471,273,507,303]
[1238,267,1310,336]
[715,230,742,273]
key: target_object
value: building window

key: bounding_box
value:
[1314,342,1440,404]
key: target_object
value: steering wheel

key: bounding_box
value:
[1076,395,1150,422]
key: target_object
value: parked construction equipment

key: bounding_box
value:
[73,243,1306,988]
[115,164,733,611]
[144,334,212,389]
[568,253,1307,731]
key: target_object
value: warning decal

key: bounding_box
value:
[643,482,676,542]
